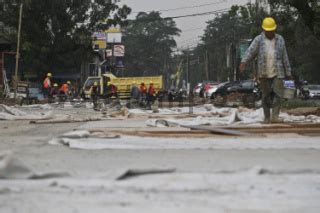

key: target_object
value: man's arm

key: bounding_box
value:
[282,38,292,78]
[239,35,260,72]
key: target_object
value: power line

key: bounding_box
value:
[132,0,227,14]
[127,8,229,22]
[164,8,229,19]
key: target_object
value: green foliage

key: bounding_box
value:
[122,11,180,76]
[0,0,131,79]
[188,1,320,85]
[269,0,320,83]
[198,4,264,82]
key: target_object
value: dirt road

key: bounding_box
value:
[0,105,320,212]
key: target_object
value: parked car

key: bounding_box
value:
[28,87,44,101]
[212,80,261,106]
[308,84,320,99]
[204,82,220,98]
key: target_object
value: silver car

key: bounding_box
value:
[308,84,320,99]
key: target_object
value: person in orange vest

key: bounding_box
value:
[146,81,156,110]
[60,82,69,95]
[43,73,52,98]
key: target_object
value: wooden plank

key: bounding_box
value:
[180,125,251,136]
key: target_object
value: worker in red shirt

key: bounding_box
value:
[105,81,118,98]
[146,81,156,110]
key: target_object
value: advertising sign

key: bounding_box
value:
[92,32,107,49]
[107,32,122,43]
[113,45,125,57]
[92,32,106,40]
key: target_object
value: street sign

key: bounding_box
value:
[106,49,112,57]
[114,45,125,57]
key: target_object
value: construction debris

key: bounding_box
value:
[0,104,53,120]
[0,151,69,179]
[285,107,320,116]
[29,117,104,124]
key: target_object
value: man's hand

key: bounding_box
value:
[239,63,246,73]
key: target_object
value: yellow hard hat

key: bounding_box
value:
[262,17,277,31]
[150,81,153,84]
[67,81,71,84]
[107,81,111,86]
[93,81,98,86]
[47,73,52,77]
[53,83,58,87]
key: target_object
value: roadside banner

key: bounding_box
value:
[114,45,125,57]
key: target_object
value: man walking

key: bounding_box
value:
[240,17,292,123]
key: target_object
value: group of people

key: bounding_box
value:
[43,72,74,101]
[89,80,119,110]
[131,81,156,109]
[41,16,294,124]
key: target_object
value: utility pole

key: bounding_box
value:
[232,30,237,81]
[204,50,209,81]
[14,3,23,99]
[186,47,190,95]
[186,47,189,85]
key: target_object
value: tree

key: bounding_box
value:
[269,0,320,83]
[190,2,320,84]
[0,0,131,79]
[122,11,180,76]
[198,4,264,82]
[269,0,320,38]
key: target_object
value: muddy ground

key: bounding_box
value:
[0,104,320,213]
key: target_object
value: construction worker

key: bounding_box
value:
[66,81,73,96]
[130,81,139,100]
[139,82,147,106]
[50,83,59,97]
[240,17,292,123]
[43,73,52,98]
[60,82,69,95]
[90,81,100,110]
[146,81,156,110]
[48,83,59,103]
[106,81,118,98]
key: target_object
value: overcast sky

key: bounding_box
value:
[120,0,249,49]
